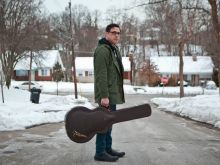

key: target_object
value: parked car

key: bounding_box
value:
[177,80,188,87]
[14,81,43,91]
[205,81,217,90]
[160,76,169,86]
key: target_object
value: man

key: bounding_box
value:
[93,23,125,162]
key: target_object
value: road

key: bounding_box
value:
[0,94,220,165]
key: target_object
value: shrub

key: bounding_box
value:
[168,77,176,86]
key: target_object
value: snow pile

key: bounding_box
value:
[151,95,220,128]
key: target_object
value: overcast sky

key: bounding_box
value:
[43,0,137,14]
[42,0,145,25]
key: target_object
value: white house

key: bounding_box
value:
[14,50,65,81]
[74,57,131,83]
[150,56,214,85]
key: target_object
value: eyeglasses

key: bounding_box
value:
[109,31,121,35]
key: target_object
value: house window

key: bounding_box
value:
[78,72,83,77]
[39,69,50,77]
[16,70,28,76]
[88,71,93,76]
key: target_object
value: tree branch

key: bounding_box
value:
[124,0,168,10]
[182,7,210,14]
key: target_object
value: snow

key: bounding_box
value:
[150,56,214,74]
[75,57,131,72]
[0,86,93,131]
[37,50,65,69]
[75,57,94,72]
[0,81,220,131]
[151,95,220,128]
[15,50,65,70]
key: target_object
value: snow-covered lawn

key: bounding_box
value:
[0,81,219,131]
[151,95,220,128]
[0,87,93,131]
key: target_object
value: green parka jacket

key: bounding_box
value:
[94,38,125,104]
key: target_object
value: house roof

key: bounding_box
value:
[15,50,65,70]
[75,57,131,72]
[150,56,214,75]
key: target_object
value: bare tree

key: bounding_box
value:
[70,4,99,52]
[0,0,42,88]
[49,12,71,81]
[49,4,99,82]
[208,0,220,94]
[142,0,206,97]
[138,58,160,86]
[105,8,123,24]
[145,2,179,55]
[49,11,70,82]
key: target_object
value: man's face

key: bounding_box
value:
[105,27,120,45]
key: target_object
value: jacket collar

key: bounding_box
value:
[98,38,117,52]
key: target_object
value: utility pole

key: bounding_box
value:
[28,50,33,91]
[0,1,5,103]
[0,69,4,103]
[69,0,78,99]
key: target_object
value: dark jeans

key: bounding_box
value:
[96,104,116,154]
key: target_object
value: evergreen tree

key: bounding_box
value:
[53,62,64,95]
[53,62,64,82]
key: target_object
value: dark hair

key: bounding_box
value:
[105,23,120,32]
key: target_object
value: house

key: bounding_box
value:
[150,56,214,86]
[74,57,131,83]
[13,50,65,81]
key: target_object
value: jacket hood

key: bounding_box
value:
[98,38,116,52]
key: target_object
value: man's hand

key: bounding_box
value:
[101,98,109,107]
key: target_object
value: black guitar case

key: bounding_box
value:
[65,104,152,143]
